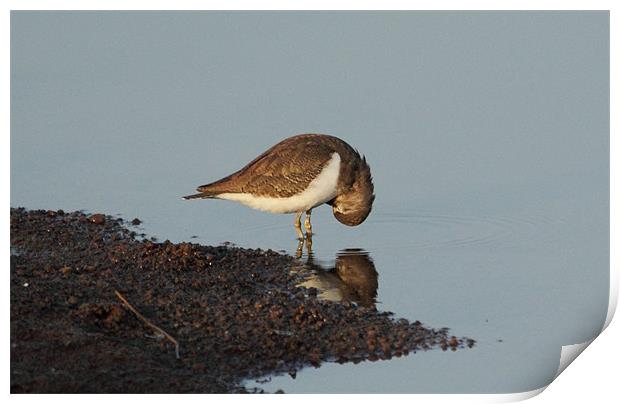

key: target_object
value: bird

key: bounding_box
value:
[183,134,375,239]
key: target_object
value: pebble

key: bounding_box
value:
[89,214,106,225]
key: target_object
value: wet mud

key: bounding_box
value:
[10,208,474,393]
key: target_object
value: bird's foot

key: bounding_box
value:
[295,233,313,259]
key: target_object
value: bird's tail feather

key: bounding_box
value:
[182,192,218,200]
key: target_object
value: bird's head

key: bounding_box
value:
[330,157,375,226]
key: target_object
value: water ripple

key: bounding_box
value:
[369,210,566,251]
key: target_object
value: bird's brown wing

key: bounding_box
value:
[197,135,340,197]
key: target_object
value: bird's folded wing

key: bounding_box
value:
[197,137,336,198]
[239,140,335,197]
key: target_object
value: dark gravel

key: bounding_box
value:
[10,207,474,393]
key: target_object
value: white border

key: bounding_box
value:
[5,1,616,402]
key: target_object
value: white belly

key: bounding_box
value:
[218,152,341,214]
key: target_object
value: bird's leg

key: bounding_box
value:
[304,209,313,236]
[294,212,304,240]
[295,238,304,259]
[305,232,313,253]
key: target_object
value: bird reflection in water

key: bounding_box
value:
[294,237,379,307]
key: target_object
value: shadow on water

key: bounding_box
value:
[292,237,379,308]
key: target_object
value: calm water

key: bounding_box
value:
[11,12,609,393]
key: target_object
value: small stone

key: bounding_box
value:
[131,218,142,225]
[60,266,71,277]
[448,336,459,347]
[89,214,106,225]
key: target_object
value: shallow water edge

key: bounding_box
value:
[10,207,474,393]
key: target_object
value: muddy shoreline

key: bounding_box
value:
[10,208,474,393]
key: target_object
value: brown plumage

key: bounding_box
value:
[183,134,375,238]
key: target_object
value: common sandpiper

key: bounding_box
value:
[183,134,375,239]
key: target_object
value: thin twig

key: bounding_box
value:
[114,290,180,359]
